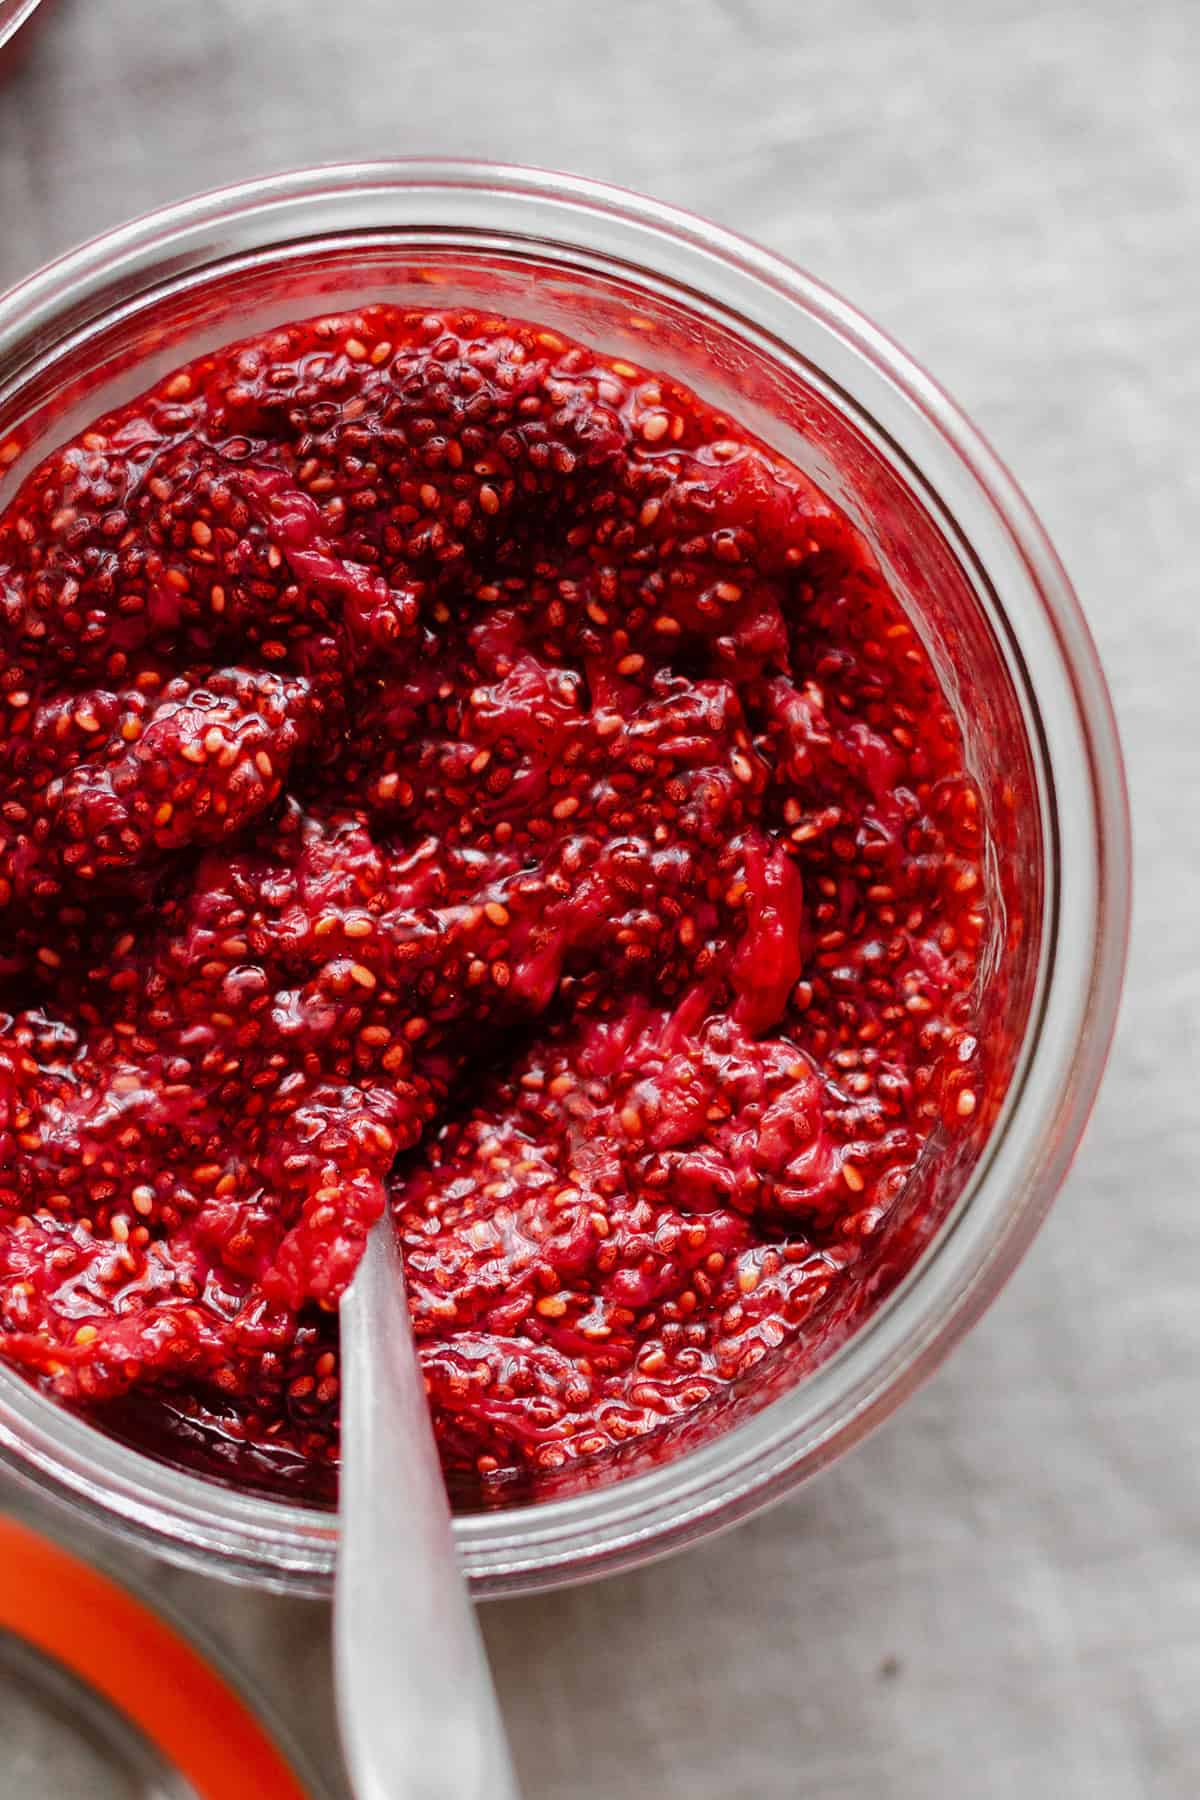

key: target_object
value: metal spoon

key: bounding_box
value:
[335,1219,521,1800]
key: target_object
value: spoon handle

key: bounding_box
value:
[336,1222,522,1800]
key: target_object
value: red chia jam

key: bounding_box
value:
[0,305,988,1505]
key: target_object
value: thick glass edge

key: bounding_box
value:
[0,0,41,51]
[0,163,1131,1594]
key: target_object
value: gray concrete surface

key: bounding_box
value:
[0,1,1196,1795]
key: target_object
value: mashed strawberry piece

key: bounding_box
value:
[0,307,987,1500]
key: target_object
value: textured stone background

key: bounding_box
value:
[0,0,1196,1794]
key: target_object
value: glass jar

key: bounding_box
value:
[0,1509,335,1795]
[0,162,1129,1597]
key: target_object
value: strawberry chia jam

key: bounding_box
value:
[0,306,987,1503]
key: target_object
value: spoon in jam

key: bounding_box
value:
[335,1219,522,1799]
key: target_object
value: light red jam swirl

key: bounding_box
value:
[0,307,987,1500]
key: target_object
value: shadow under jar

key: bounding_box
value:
[0,163,1128,1596]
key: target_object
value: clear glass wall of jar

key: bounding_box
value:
[0,163,1129,1596]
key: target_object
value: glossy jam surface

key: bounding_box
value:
[0,307,987,1502]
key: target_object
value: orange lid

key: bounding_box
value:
[0,1513,314,1798]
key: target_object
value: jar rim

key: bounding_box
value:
[0,0,41,51]
[0,161,1130,1596]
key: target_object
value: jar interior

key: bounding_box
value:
[0,237,1045,1516]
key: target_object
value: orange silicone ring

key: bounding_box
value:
[0,1514,313,1798]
